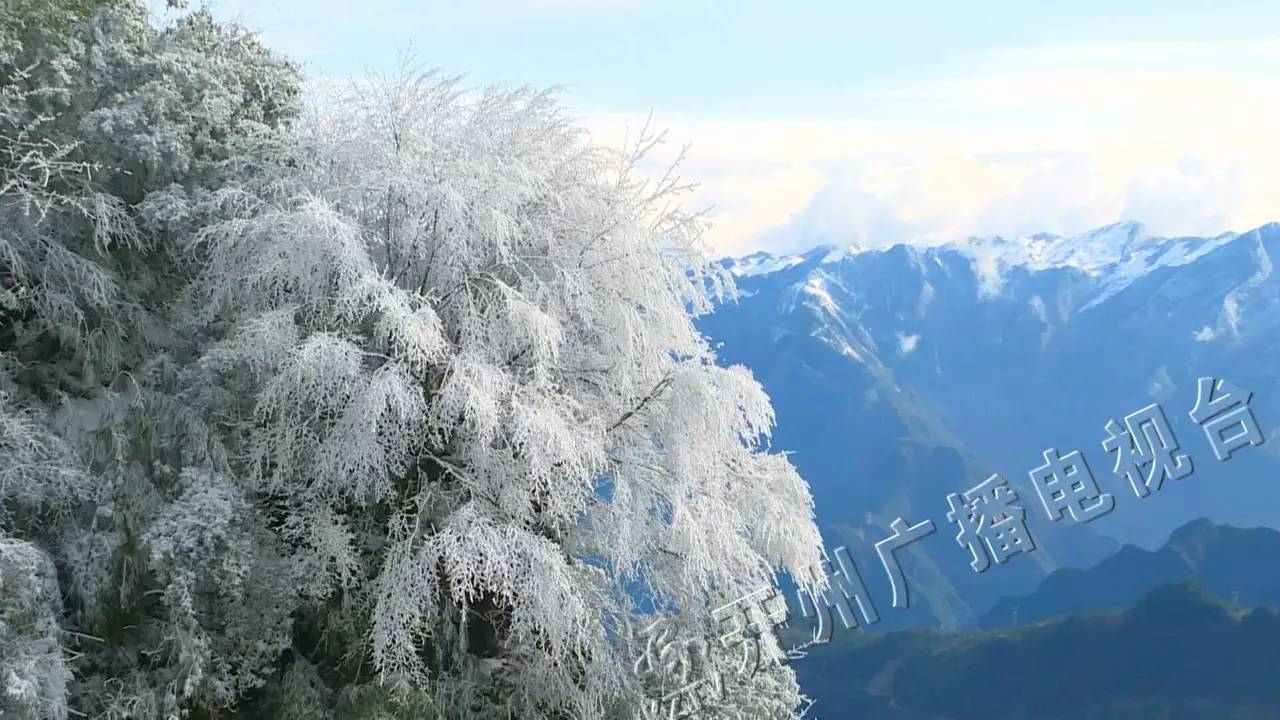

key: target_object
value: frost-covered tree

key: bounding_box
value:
[1,1,302,716]
[1,2,823,717]
[190,66,824,717]
[1,0,298,377]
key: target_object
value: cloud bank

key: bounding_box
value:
[587,39,1280,256]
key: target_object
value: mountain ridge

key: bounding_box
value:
[722,221,1262,278]
[795,579,1280,720]
[699,220,1280,633]
[980,518,1280,627]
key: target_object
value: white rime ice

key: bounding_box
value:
[0,3,823,718]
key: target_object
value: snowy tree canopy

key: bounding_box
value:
[0,3,824,718]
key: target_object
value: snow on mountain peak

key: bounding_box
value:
[725,243,868,277]
[725,223,1241,303]
[726,251,806,277]
[815,243,870,264]
[1029,221,1149,273]
[943,222,1243,299]
[943,222,1150,294]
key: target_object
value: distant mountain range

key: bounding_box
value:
[796,580,1280,720]
[980,518,1280,627]
[699,222,1280,629]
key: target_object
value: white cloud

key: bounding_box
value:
[1122,157,1245,238]
[584,39,1280,256]
[896,332,921,355]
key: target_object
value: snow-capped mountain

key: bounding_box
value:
[730,221,1241,300]
[700,222,1280,630]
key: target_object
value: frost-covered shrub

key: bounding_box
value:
[0,537,70,720]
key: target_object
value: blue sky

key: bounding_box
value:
[176,1,1280,255]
